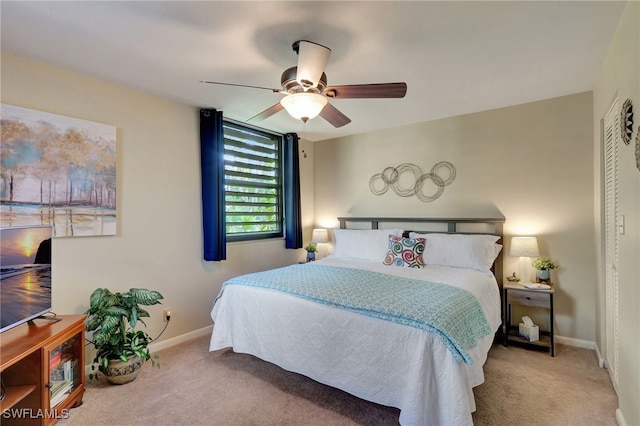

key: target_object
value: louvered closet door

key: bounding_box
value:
[603,100,620,389]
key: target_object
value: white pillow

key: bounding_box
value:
[332,229,403,261]
[409,232,501,272]
[493,243,503,262]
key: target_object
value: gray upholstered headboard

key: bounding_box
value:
[337,216,506,287]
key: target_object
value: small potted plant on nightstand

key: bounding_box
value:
[85,287,164,384]
[304,243,318,262]
[531,257,556,283]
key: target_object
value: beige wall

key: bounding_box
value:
[0,52,315,346]
[314,93,596,342]
[592,2,640,425]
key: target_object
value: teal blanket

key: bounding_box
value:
[223,264,492,364]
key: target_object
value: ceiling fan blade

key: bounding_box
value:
[247,103,284,122]
[200,80,283,93]
[294,40,331,90]
[319,103,351,128]
[324,82,407,99]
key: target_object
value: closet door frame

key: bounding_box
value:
[602,98,620,390]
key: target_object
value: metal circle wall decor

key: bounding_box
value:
[369,161,456,202]
[621,98,634,145]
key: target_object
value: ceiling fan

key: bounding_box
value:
[201,40,407,128]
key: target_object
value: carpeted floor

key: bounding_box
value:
[60,335,617,426]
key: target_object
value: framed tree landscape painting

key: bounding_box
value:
[1,104,117,237]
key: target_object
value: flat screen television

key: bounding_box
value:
[0,225,53,333]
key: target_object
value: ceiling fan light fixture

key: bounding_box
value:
[295,40,331,89]
[280,92,328,122]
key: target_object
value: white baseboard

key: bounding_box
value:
[555,335,596,350]
[85,325,214,376]
[148,324,213,353]
[593,343,606,368]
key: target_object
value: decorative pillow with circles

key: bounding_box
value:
[383,236,426,268]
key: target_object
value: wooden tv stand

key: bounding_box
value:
[1,315,86,425]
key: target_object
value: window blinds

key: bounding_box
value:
[223,122,282,239]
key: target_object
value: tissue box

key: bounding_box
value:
[519,323,539,342]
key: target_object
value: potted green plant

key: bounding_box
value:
[85,287,164,384]
[304,243,318,262]
[531,257,556,282]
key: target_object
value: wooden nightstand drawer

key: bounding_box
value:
[507,289,550,308]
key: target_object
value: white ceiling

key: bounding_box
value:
[0,1,626,141]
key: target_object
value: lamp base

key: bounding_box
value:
[518,256,533,283]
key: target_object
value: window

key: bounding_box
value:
[223,121,283,241]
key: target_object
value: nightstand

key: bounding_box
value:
[503,282,555,356]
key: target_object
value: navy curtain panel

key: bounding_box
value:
[200,109,226,261]
[283,133,303,249]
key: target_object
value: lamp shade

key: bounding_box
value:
[295,41,331,89]
[311,228,329,244]
[280,93,328,122]
[509,237,540,257]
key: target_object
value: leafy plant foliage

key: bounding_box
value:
[531,256,556,270]
[85,287,163,380]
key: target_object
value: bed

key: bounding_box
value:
[210,217,505,426]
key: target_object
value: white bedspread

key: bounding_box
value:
[210,258,502,426]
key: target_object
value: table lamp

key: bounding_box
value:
[509,236,539,283]
[312,228,329,244]
[311,229,329,258]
